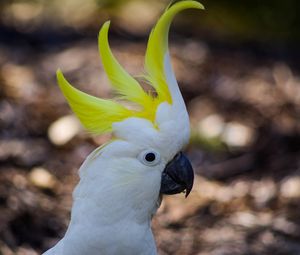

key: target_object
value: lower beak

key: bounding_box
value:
[160,152,194,197]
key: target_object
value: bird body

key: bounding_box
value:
[44,1,204,254]
[46,141,159,255]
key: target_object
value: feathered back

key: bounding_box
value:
[57,0,204,134]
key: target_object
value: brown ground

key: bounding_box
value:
[1,29,300,255]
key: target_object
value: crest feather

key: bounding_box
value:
[98,21,153,110]
[56,0,204,135]
[57,70,134,134]
[145,0,204,102]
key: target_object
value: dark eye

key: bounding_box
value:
[138,149,161,166]
[145,152,156,162]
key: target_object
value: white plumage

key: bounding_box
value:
[44,1,204,254]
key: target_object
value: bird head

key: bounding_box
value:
[57,1,204,213]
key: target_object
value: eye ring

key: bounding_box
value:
[138,149,161,166]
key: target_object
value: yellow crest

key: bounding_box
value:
[57,0,204,134]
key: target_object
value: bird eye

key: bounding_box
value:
[138,149,161,166]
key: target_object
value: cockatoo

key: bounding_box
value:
[44,1,204,254]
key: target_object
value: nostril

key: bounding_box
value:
[174,151,182,160]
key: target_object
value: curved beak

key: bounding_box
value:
[160,152,194,197]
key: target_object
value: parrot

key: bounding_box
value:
[43,1,204,254]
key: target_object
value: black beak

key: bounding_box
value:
[160,152,194,197]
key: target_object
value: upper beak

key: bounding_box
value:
[160,152,194,197]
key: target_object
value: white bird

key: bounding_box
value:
[43,1,204,254]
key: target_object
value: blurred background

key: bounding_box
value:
[1,0,300,254]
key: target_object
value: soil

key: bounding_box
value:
[1,27,300,255]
